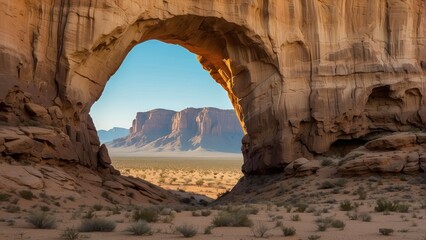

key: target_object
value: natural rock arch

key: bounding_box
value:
[0,0,425,176]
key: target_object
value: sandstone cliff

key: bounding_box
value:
[0,0,425,175]
[110,108,244,153]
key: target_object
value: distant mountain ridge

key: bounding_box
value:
[97,127,129,143]
[108,108,244,153]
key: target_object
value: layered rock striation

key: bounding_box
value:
[0,0,425,174]
[110,108,244,153]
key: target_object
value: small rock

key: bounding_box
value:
[24,103,48,117]
[283,162,295,175]
[293,158,309,169]
[297,160,321,172]
[4,135,34,154]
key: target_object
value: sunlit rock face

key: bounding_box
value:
[0,0,425,174]
[110,108,244,152]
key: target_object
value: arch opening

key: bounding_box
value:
[66,15,282,174]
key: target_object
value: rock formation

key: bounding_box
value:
[109,108,244,153]
[0,0,425,175]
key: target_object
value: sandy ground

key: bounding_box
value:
[0,157,425,240]
[112,156,243,199]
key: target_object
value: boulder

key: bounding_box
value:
[98,144,111,167]
[293,158,309,169]
[4,135,34,154]
[0,164,44,189]
[365,133,417,150]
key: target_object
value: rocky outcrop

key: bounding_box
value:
[338,132,426,175]
[110,108,244,153]
[0,0,425,174]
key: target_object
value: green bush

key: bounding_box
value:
[319,181,334,189]
[379,228,394,236]
[201,210,212,216]
[282,226,296,236]
[27,211,56,229]
[133,208,159,222]
[295,203,309,213]
[212,209,252,227]
[78,218,116,232]
[375,199,408,212]
[176,223,197,238]
[127,220,152,236]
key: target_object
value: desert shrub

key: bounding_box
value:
[379,228,394,236]
[291,214,301,221]
[308,235,321,240]
[27,211,56,229]
[321,159,334,167]
[375,199,402,212]
[346,211,358,220]
[356,186,367,200]
[334,179,348,187]
[315,217,345,231]
[133,207,159,222]
[195,179,204,186]
[204,226,213,234]
[78,218,116,232]
[331,219,345,229]
[6,205,20,213]
[0,193,11,201]
[92,204,103,211]
[60,228,81,240]
[295,203,309,212]
[359,212,371,222]
[340,200,354,211]
[127,220,152,236]
[176,223,197,238]
[282,226,296,236]
[19,190,34,200]
[251,221,270,238]
[192,211,201,217]
[397,204,409,213]
[201,210,212,216]
[212,209,252,227]
[319,181,334,189]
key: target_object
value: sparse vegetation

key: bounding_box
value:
[308,235,321,240]
[251,221,270,238]
[340,200,354,211]
[176,223,198,238]
[60,228,81,240]
[315,217,345,231]
[375,199,409,213]
[127,220,152,236]
[359,212,372,222]
[212,209,253,227]
[19,190,35,200]
[282,226,296,236]
[78,218,116,232]
[27,211,56,229]
[133,207,159,222]
[379,228,394,236]
[291,214,301,221]
[0,193,11,202]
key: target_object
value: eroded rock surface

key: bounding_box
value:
[0,0,424,174]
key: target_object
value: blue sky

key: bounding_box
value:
[90,40,233,130]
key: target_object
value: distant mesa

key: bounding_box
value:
[97,127,129,143]
[107,108,244,153]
